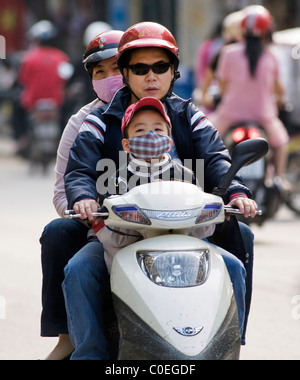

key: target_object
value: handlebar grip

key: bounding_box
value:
[64,206,109,219]
[224,206,263,216]
[64,210,82,219]
[64,210,76,215]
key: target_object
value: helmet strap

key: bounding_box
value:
[121,72,141,102]
[165,70,180,99]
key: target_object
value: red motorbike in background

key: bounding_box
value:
[223,113,300,224]
[223,121,282,226]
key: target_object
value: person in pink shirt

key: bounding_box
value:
[209,6,289,185]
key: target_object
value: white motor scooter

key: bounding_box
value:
[65,138,268,360]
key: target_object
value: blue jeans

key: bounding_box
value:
[239,222,254,345]
[62,239,246,360]
[62,240,111,360]
[205,240,246,338]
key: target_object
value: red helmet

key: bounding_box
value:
[83,30,124,71]
[117,22,179,69]
[241,6,274,37]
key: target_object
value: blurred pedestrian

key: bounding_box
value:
[194,21,224,89]
[199,10,244,112]
[14,20,71,156]
[209,6,290,188]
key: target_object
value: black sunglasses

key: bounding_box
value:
[127,62,172,76]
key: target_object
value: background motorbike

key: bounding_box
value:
[278,104,300,216]
[65,138,268,360]
[223,122,281,226]
[272,28,300,215]
[28,99,61,173]
[194,28,300,219]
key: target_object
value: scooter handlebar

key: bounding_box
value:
[64,206,262,221]
[224,206,262,216]
[64,207,109,220]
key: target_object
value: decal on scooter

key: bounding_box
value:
[156,211,193,219]
[173,326,203,337]
[144,208,199,221]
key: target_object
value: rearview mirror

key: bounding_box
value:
[213,138,269,197]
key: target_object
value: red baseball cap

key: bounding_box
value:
[121,97,172,136]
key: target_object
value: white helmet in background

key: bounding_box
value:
[28,20,58,42]
[83,21,112,47]
[222,11,244,42]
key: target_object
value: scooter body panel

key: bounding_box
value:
[103,181,224,236]
[113,293,240,360]
[111,234,238,358]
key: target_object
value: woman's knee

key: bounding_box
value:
[40,219,88,262]
[40,219,65,245]
[40,219,86,245]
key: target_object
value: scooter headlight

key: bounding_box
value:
[137,250,210,288]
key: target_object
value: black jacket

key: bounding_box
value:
[65,87,250,206]
[65,87,251,263]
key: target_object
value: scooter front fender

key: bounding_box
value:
[111,234,239,359]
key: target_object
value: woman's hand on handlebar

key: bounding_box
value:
[73,199,100,222]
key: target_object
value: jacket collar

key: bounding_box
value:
[102,87,188,121]
[128,153,173,177]
[103,86,131,120]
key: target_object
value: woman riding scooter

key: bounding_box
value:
[40,29,124,360]
[209,5,290,189]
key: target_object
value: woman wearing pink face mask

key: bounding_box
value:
[40,30,124,360]
[54,30,124,215]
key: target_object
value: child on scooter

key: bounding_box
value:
[94,97,215,273]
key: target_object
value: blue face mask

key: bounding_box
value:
[128,130,172,159]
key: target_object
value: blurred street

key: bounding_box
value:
[0,137,57,360]
[0,136,300,360]
[241,207,300,360]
